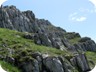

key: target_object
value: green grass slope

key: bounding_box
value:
[0,28,96,72]
[0,28,70,72]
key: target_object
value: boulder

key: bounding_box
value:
[20,60,39,72]
[34,33,52,47]
[58,56,75,72]
[23,33,34,40]
[43,57,64,72]
[70,54,91,72]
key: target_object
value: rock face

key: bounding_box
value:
[43,57,64,72]
[19,60,39,72]
[0,5,96,72]
[70,54,91,72]
[4,52,90,72]
[74,37,96,52]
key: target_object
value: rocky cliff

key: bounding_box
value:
[0,5,96,72]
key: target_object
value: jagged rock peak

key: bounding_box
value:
[0,5,66,33]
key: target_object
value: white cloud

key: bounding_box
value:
[69,13,87,22]
[89,0,96,7]
[70,16,87,22]
[0,0,7,6]
[69,0,96,22]
[75,16,87,22]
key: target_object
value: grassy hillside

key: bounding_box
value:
[0,28,69,55]
[0,28,71,72]
[0,28,96,72]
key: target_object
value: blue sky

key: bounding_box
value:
[3,0,96,42]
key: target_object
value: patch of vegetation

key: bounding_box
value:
[86,51,96,69]
[0,60,21,72]
[69,37,80,45]
[86,51,96,63]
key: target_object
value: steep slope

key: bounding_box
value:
[0,5,96,72]
[0,28,91,72]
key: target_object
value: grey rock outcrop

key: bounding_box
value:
[70,54,91,72]
[74,37,96,52]
[0,5,69,50]
[34,33,52,47]
[0,5,35,32]
[18,53,90,72]
[20,60,39,72]
[43,57,64,72]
